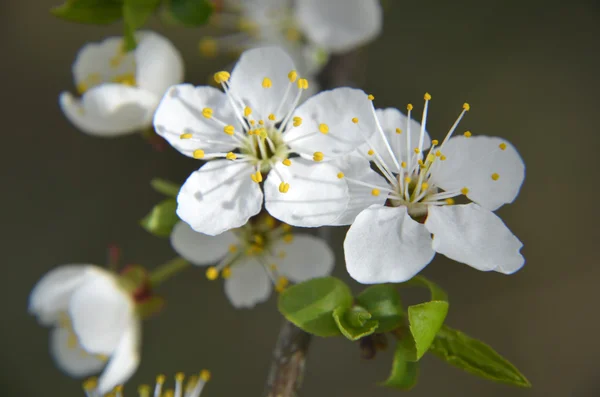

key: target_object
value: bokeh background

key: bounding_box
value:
[2,0,599,396]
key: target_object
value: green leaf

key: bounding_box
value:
[356,284,404,332]
[430,325,531,388]
[403,275,448,302]
[403,301,449,360]
[278,277,353,337]
[51,0,123,24]
[332,306,379,341]
[167,0,213,26]
[150,178,181,198]
[381,343,419,390]
[140,198,179,237]
[122,0,161,50]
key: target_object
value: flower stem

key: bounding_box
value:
[149,257,190,287]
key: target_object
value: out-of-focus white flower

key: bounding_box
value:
[337,95,526,283]
[60,31,183,137]
[154,46,376,235]
[29,265,141,394]
[170,215,334,308]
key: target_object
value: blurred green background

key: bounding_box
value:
[2,0,599,396]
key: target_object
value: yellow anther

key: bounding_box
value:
[435,150,442,157]
[297,78,309,90]
[279,182,290,193]
[114,385,124,393]
[278,251,287,259]
[269,263,278,271]
[249,120,256,126]
[319,123,329,134]
[83,377,98,391]
[223,125,235,135]
[221,267,232,279]
[499,143,507,150]
[313,151,324,162]
[282,223,292,232]
[367,149,374,156]
[244,106,252,117]
[77,82,88,95]
[440,155,447,161]
[463,103,471,111]
[491,173,500,181]
[337,172,344,179]
[180,133,193,139]
[111,73,136,87]
[282,159,292,166]
[288,70,298,82]
[193,149,205,159]
[427,154,436,163]
[445,198,455,205]
[401,161,407,168]
[431,139,439,145]
[254,235,264,245]
[293,116,302,127]
[258,128,268,139]
[226,152,237,160]
[200,370,211,382]
[404,176,412,183]
[250,171,263,183]
[262,77,272,88]
[268,114,276,121]
[424,92,432,100]
[156,374,166,384]
[352,117,359,124]
[414,148,421,154]
[228,244,238,253]
[395,128,402,134]
[213,71,230,84]
[464,131,472,138]
[421,182,429,190]
[461,187,469,195]
[275,276,289,293]
[283,234,294,243]
[206,267,219,280]
[138,385,151,397]
[418,159,425,166]
[367,94,375,101]
[258,119,265,126]
[371,188,380,196]
[285,27,301,41]
[202,108,213,118]
[175,372,185,382]
[407,104,414,111]
[199,38,218,58]
[163,390,174,397]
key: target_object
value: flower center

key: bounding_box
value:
[239,125,290,172]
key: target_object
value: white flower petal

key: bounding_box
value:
[224,258,272,308]
[69,271,134,355]
[295,0,382,53]
[430,136,525,211]
[273,234,334,282]
[97,321,141,394]
[285,88,375,159]
[170,221,237,266]
[330,153,388,225]
[425,204,524,274]
[60,85,158,137]
[154,85,241,157]
[177,160,263,236]
[29,265,95,325]
[264,159,348,227]
[345,205,435,284]
[228,47,297,121]
[50,326,106,377]
[135,31,184,97]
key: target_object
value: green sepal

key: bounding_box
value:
[122,0,161,50]
[430,325,531,388]
[135,295,165,319]
[117,264,148,293]
[356,284,404,332]
[140,198,179,237]
[150,178,181,198]
[381,343,419,390]
[277,277,353,337]
[166,0,213,26]
[51,0,124,24]
[332,306,379,341]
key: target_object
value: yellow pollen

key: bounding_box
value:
[401,161,407,168]
[418,159,424,166]
[221,267,232,279]
[491,173,500,181]
[228,244,238,253]
[138,385,151,397]
[275,276,289,293]
[164,390,175,397]
[297,78,309,90]
[111,73,136,87]
[414,148,421,154]
[367,149,374,156]
[431,139,439,145]
[262,77,272,88]
[368,94,375,101]
[404,176,412,183]
[313,151,324,162]
[269,263,278,271]
[250,171,263,183]
[265,216,276,228]
[463,103,470,111]
[421,182,429,190]
[213,71,230,84]
[292,116,302,127]
[83,377,98,391]
[464,131,472,138]
[206,267,219,280]
[352,117,359,124]
[435,150,442,157]
[407,104,413,111]
[461,187,469,195]
[268,113,276,121]
[249,120,256,126]
[258,120,265,125]
[244,107,252,117]
[223,125,235,135]
[282,159,292,166]
[337,172,344,179]
[156,374,166,384]
[396,128,402,134]
[440,155,447,161]
[424,92,432,100]
[319,123,329,134]
[283,234,294,243]
[200,370,211,382]
[226,152,237,160]
[499,143,507,150]
[202,108,213,118]
[193,149,205,159]
[180,133,193,139]
[175,372,185,382]
[77,82,88,94]
[371,188,380,196]
[288,70,298,82]
[199,38,218,58]
[279,182,290,193]
[445,198,455,205]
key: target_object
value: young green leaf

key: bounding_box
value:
[332,306,379,341]
[51,0,124,24]
[398,300,449,361]
[356,284,404,332]
[140,198,179,237]
[278,277,353,337]
[167,0,213,26]
[150,178,181,198]
[430,325,531,388]
[381,343,419,390]
[403,275,448,301]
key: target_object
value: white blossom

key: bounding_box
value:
[60,31,183,137]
